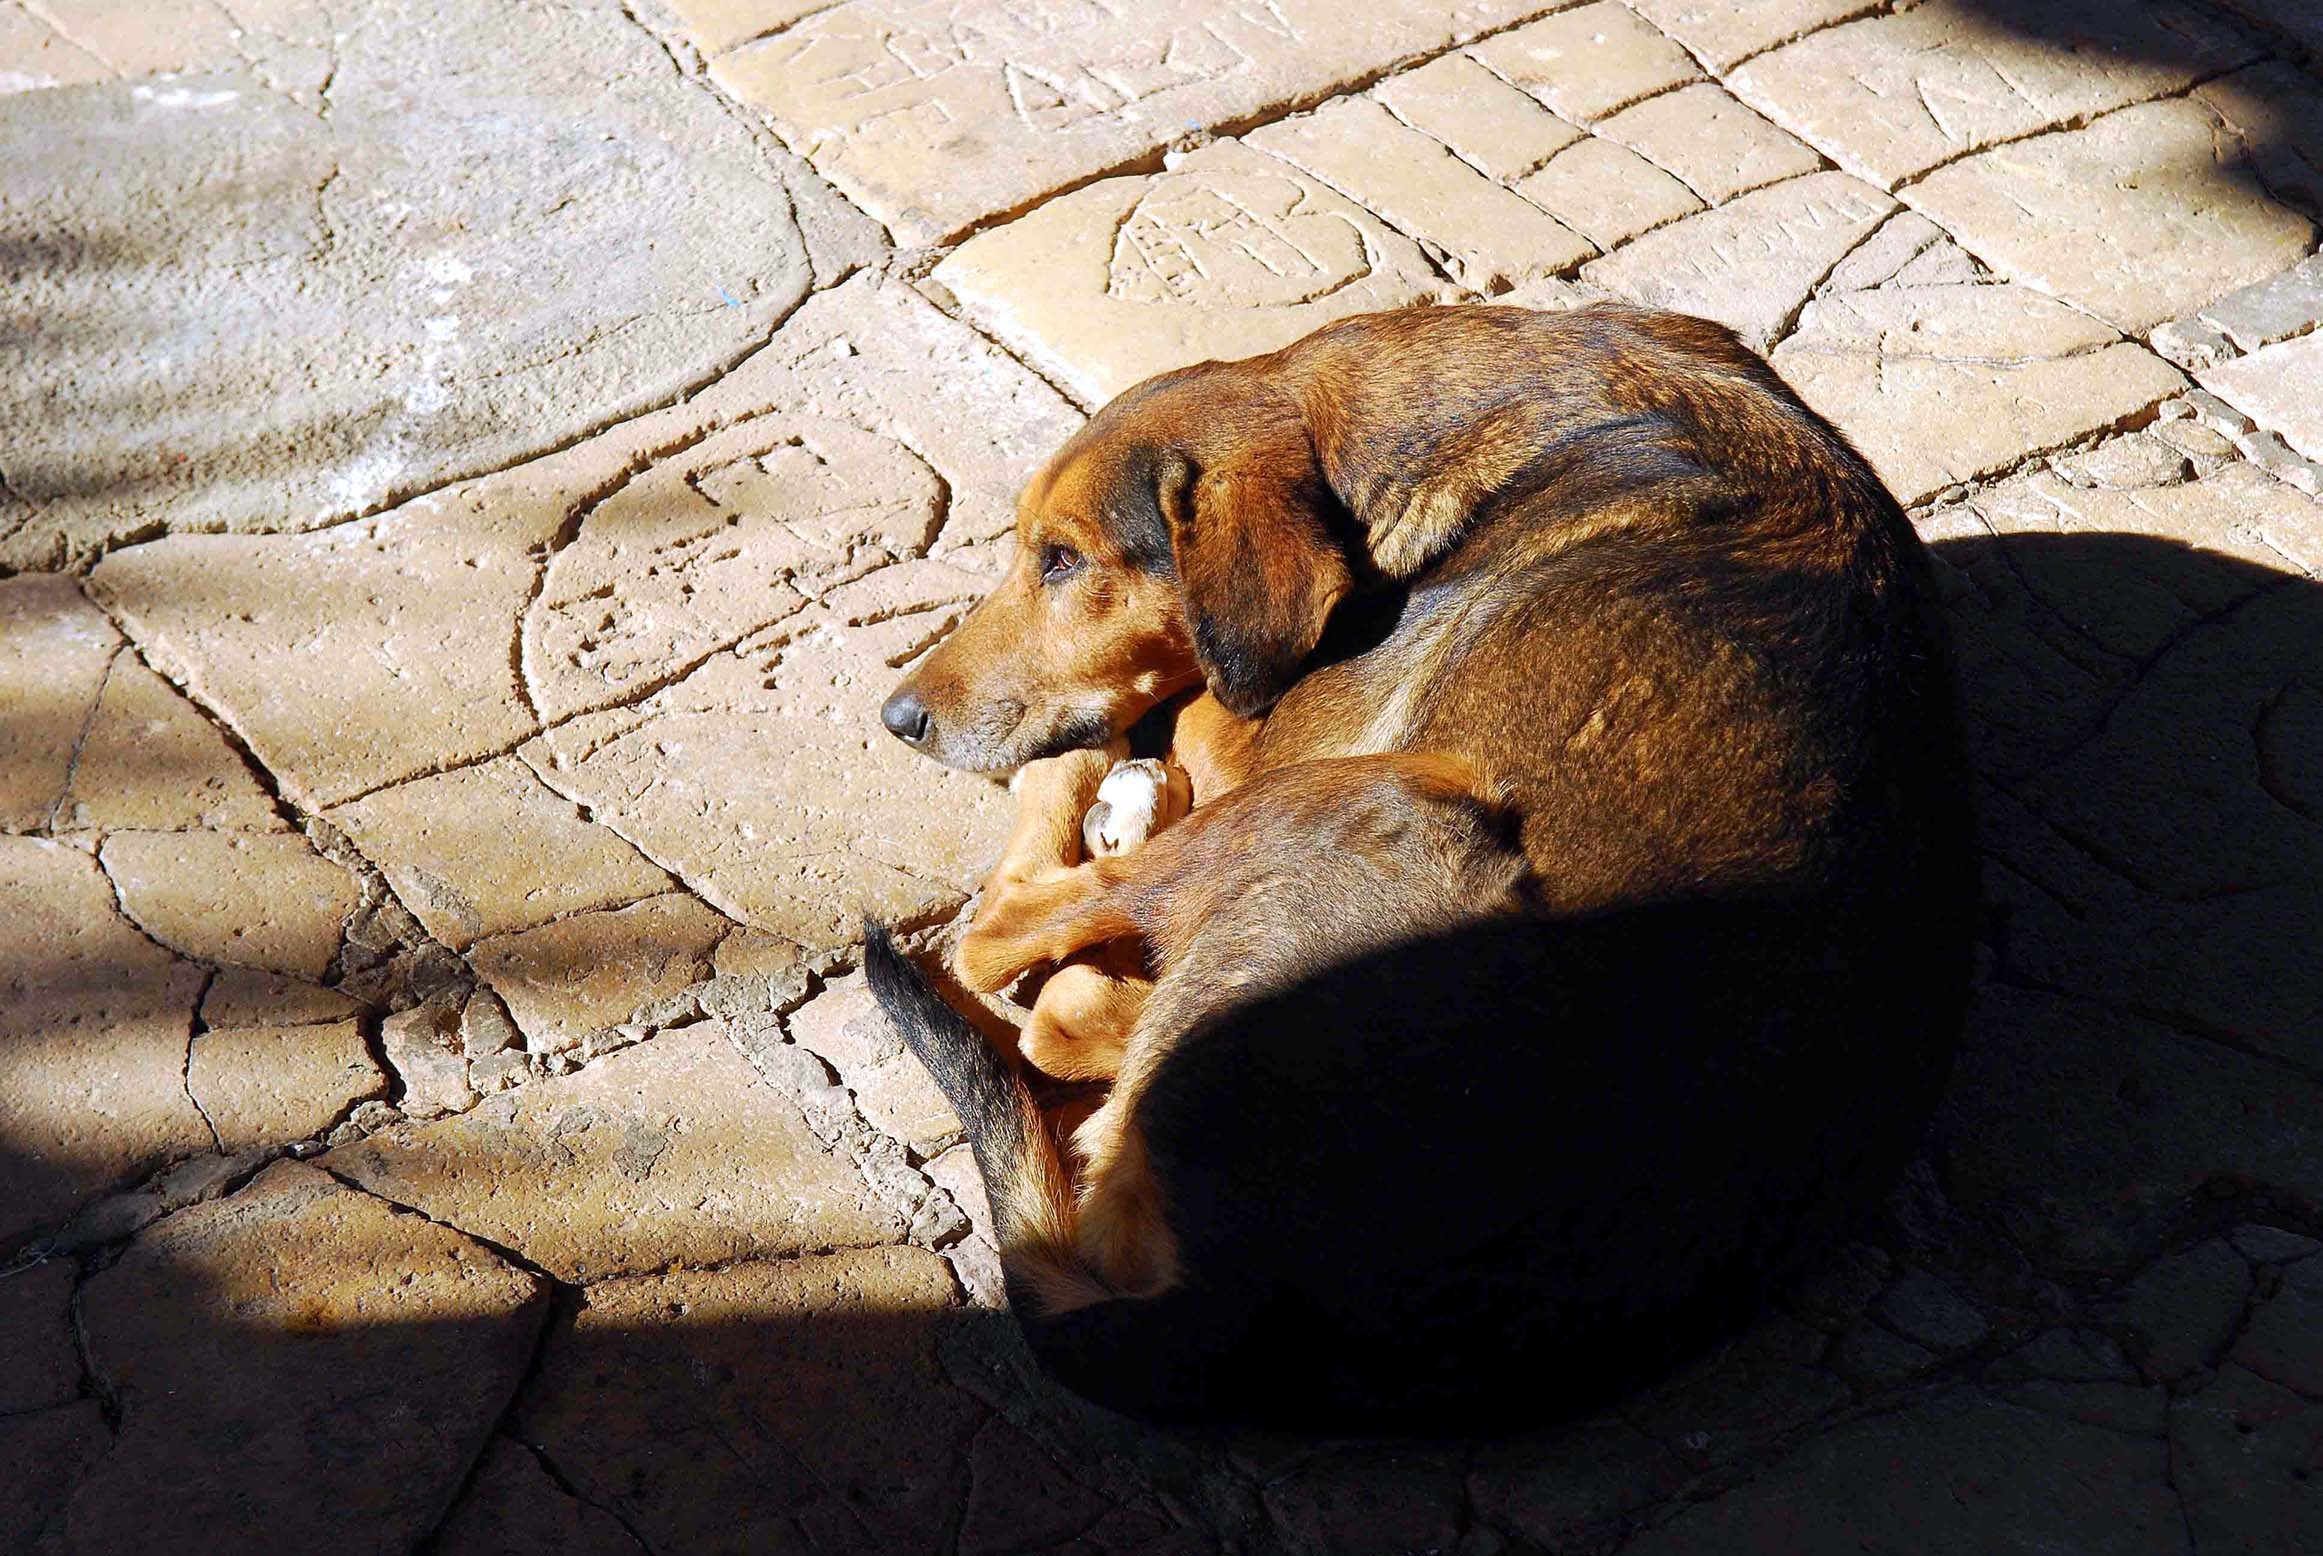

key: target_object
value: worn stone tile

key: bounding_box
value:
[528,594,1012,955]
[1470,3,1699,125]
[1583,170,1895,348]
[331,756,672,950]
[2106,1241,2252,1385]
[0,0,837,572]
[2170,1365,2323,1556]
[2195,62,2323,219]
[958,1418,1118,1556]
[52,653,281,834]
[1371,50,1584,181]
[1729,0,2254,188]
[1816,209,1954,293]
[1624,1391,2186,1555]
[378,998,480,1119]
[1909,98,2315,335]
[516,1247,978,1552]
[1835,1320,1940,1387]
[189,1019,384,1151]
[713,0,1545,245]
[2200,331,2323,464]
[1245,97,1594,292]
[0,836,210,1250]
[2231,1226,2321,1264]
[1772,282,2187,505]
[470,893,731,1057]
[1468,1416,1687,1551]
[0,575,119,831]
[788,970,962,1157]
[1877,1268,1989,1356]
[199,966,358,1028]
[2191,253,2323,354]
[1626,0,1875,72]
[0,3,111,90]
[58,1160,545,1555]
[0,1401,110,1552]
[2230,1251,2323,1399]
[99,829,358,978]
[1261,1443,1464,1556]
[1598,83,1822,204]
[1514,136,1701,251]
[431,1436,640,1556]
[328,1022,906,1281]
[1626,1314,1847,1468]
[0,1259,81,1414]
[934,138,1444,404]
[657,0,831,57]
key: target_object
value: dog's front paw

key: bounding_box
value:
[1082,758,1190,857]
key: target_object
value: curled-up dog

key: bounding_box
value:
[867,303,1976,1427]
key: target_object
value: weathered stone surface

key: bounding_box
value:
[1371,50,1583,181]
[935,138,1443,404]
[2169,1364,2323,1556]
[1627,1314,1848,1468]
[2231,1225,2321,1264]
[469,892,730,1055]
[1730,0,2251,188]
[378,998,480,1119]
[1261,1444,1464,1556]
[1909,97,2315,335]
[0,1401,110,1552]
[53,653,281,833]
[959,1418,1118,1556]
[1471,3,1699,125]
[189,1019,384,1150]
[2192,254,2323,354]
[431,1436,641,1556]
[1877,1268,1989,1356]
[1627,0,1875,72]
[1835,1320,1940,1387]
[0,1258,81,1414]
[2200,331,2323,465]
[0,0,850,573]
[58,1160,545,1555]
[2107,1241,2252,1385]
[529,584,1011,953]
[332,757,672,949]
[0,575,118,831]
[99,829,358,977]
[1625,1391,2187,1556]
[1515,136,1702,251]
[789,970,962,1156]
[200,966,358,1028]
[1468,1416,1687,1551]
[1245,97,1593,292]
[328,1023,906,1280]
[2231,1251,2323,1398]
[516,1247,978,1552]
[1773,282,2186,505]
[1586,169,1893,348]
[711,0,1545,245]
[1599,84,1820,204]
[0,836,210,1250]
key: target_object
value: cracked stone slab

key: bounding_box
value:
[0,1258,80,1415]
[788,968,963,1157]
[706,0,1548,245]
[0,1401,110,1552]
[2169,1364,2323,1554]
[1582,169,1896,349]
[1467,1415,1686,1551]
[56,1160,546,1556]
[1772,281,2187,506]
[326,1021,909,1281]
[933,137,1445,405]
[1595,83,1822,206]
[1625,0,1877,73]
[514,1246,980,1552]
[527,576,1013,953]
[0,835,210,1251]
[429,1436,642,1556]
[88,275,1074,809]
[0,0,854,572]
[188,1018,385,1152]
[2106,1240,2251,1385]
[2231,1248,2323,1399]
[2199,331,2323,465]
[1371,50,1584,182]
[1728,0,2254,189]
[1468,3,1700,125]
[1908,96,2315,336]
[98,828,359,978]
[0,575,120,831]
[469,891,731,1057]
[53,652,283,834]
[1514,135,1702,252]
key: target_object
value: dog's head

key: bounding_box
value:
[881,365,1351,773]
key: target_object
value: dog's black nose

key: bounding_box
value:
[881,688,932,747]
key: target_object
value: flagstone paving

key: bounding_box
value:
[2,2,2320,1551]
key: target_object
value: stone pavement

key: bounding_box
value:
[2,0,2321,1549]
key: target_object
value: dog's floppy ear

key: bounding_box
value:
[1153,416,1351,717]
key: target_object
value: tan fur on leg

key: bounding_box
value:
[1070,1095,1181,1297]
[1019,957,1152,1081]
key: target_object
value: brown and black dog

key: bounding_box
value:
[866,302,1975,1427]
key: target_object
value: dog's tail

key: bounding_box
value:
[860,921,1109,1317]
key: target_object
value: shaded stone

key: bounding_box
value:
[327,1023,906,1281]
[516,1247,979,1553]
[789,970,962,1156]
[378,997,479,1120]
[2001,1379,2169,1437]
[1787,1239,1892,1331]
[711,0,1545,244]
[1623,1391,2187,1556]
[2230,1252,2323,1398]
[189,1019,385,1150]
[2200,331,2323,464]
[1909,97,2314,335]
[98,829,358,977]
[1877,1268,1990,1356]
[0,575,118,831]
[1598,84,1821,205]
[1583,171,1895,349]
[2107,1241,2252,1385]
[0,1258,81,1413]
[0,1401,109,1552]
[58,1161,545,1555]
[1470,3,1699,125]
[1467,1416,1686,1552]
[0,836,209,1251]
[470,893,729,1056]
[934,138,1443,405]
[2170,1364,2323,1556]
[2232,1226,2322,1264]
[1835,1320,1939,1387]
[1626,1315,1848,1468]
[1261,1443,1464,1556]
[960,1418,1116,1556]
[431,1436,641,1556]
[1987,1326,2140,1386]
[332,756,673,949]
[53,652,280,833]
[0,0,831,571]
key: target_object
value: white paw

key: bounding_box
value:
[1082,758,1191,857]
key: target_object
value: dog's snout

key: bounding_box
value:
[881,687,933,748]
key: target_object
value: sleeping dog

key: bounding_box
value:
[867,303,1975,1427]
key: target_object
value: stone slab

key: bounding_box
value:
[0,575,119,832]
[99,829,359,978]
[1371,50,1584,182]
[53,653,281,833]
[430,1437,642,1556]
[2199,331,2323,464]
[0,1401,110,1553]
[1597,83,1821,205]
[787,969,962,1157]
[0,1258,81,1414]
[1626,0,1876,72]
[58,1160,545,1555]
[326,1022,908,1281]
[1469,3,1699,125]
[189,1019,385,1151]
[469,892,730,1057]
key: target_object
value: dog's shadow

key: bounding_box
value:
[935,524,2323,1537]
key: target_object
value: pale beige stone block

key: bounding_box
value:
[100,829,359,978]
[1470,3,1698,125]
[1598,83,1822,204]
[189,1020,385,1151]
[1515,137,1702,252]
[1372,51,1584,181]
[0,576,118,831]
